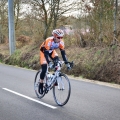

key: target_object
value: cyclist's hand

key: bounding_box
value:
[48,62,54,69]
[65,61,74,70]
[66,63,71,70]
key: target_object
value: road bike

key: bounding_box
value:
[34,60,73,106]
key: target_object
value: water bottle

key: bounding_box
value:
[47,73,51,80]
[46,73,53,86]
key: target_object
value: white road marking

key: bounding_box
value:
[3,88,57,109]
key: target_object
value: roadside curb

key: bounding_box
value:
[68,75,120,89]
[0,62,120,89]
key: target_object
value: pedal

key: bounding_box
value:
[45,89,48,94]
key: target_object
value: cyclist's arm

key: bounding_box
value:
[59,40,68,63]
[60,49,68,63]
[44,50,50,64]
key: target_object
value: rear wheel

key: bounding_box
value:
[34,70,46,99]
[53,73,71,106]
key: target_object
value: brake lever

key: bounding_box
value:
[70,61,74,68]
[66,61,74,70]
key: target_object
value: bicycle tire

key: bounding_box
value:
[34,70,45,99]
[53,73,71,106]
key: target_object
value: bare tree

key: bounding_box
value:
[27,0,78,39]
[14,0,21,30]
[81,0,117,45]
[113,0,118,39]
[0,1,8,43]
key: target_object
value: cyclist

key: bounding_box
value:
[39,29,71,94]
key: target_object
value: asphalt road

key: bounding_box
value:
[0,63,120,120]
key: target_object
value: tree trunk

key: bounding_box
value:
[112,0,118,46]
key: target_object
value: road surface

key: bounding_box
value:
[0,63,120,120]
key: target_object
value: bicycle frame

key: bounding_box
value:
[45,61,64,91]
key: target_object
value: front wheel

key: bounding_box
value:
[53,73,71,106]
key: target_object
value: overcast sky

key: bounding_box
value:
[20,0,120,18]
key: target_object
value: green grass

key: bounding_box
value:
[0,42,119,84]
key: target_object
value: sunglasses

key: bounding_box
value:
[57,37,63,39]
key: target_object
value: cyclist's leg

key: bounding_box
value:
[40,51,48,82]
[34,70,46,98]
[39,64,47,94]
[40,51,48,65]
[39,51,47,94]
[51,50,58,57]
[50,50,59,62]
[50,50,59,86]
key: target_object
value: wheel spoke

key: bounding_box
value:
[34,70,45,99]
[53,73,71,106]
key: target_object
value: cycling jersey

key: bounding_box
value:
[40,36,67,65]
[40,37,64,52]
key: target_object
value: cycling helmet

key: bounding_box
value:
[52,29,64,37]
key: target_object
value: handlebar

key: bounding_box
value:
[52,60,74,70]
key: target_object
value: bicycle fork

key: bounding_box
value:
[57,76,65,90]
